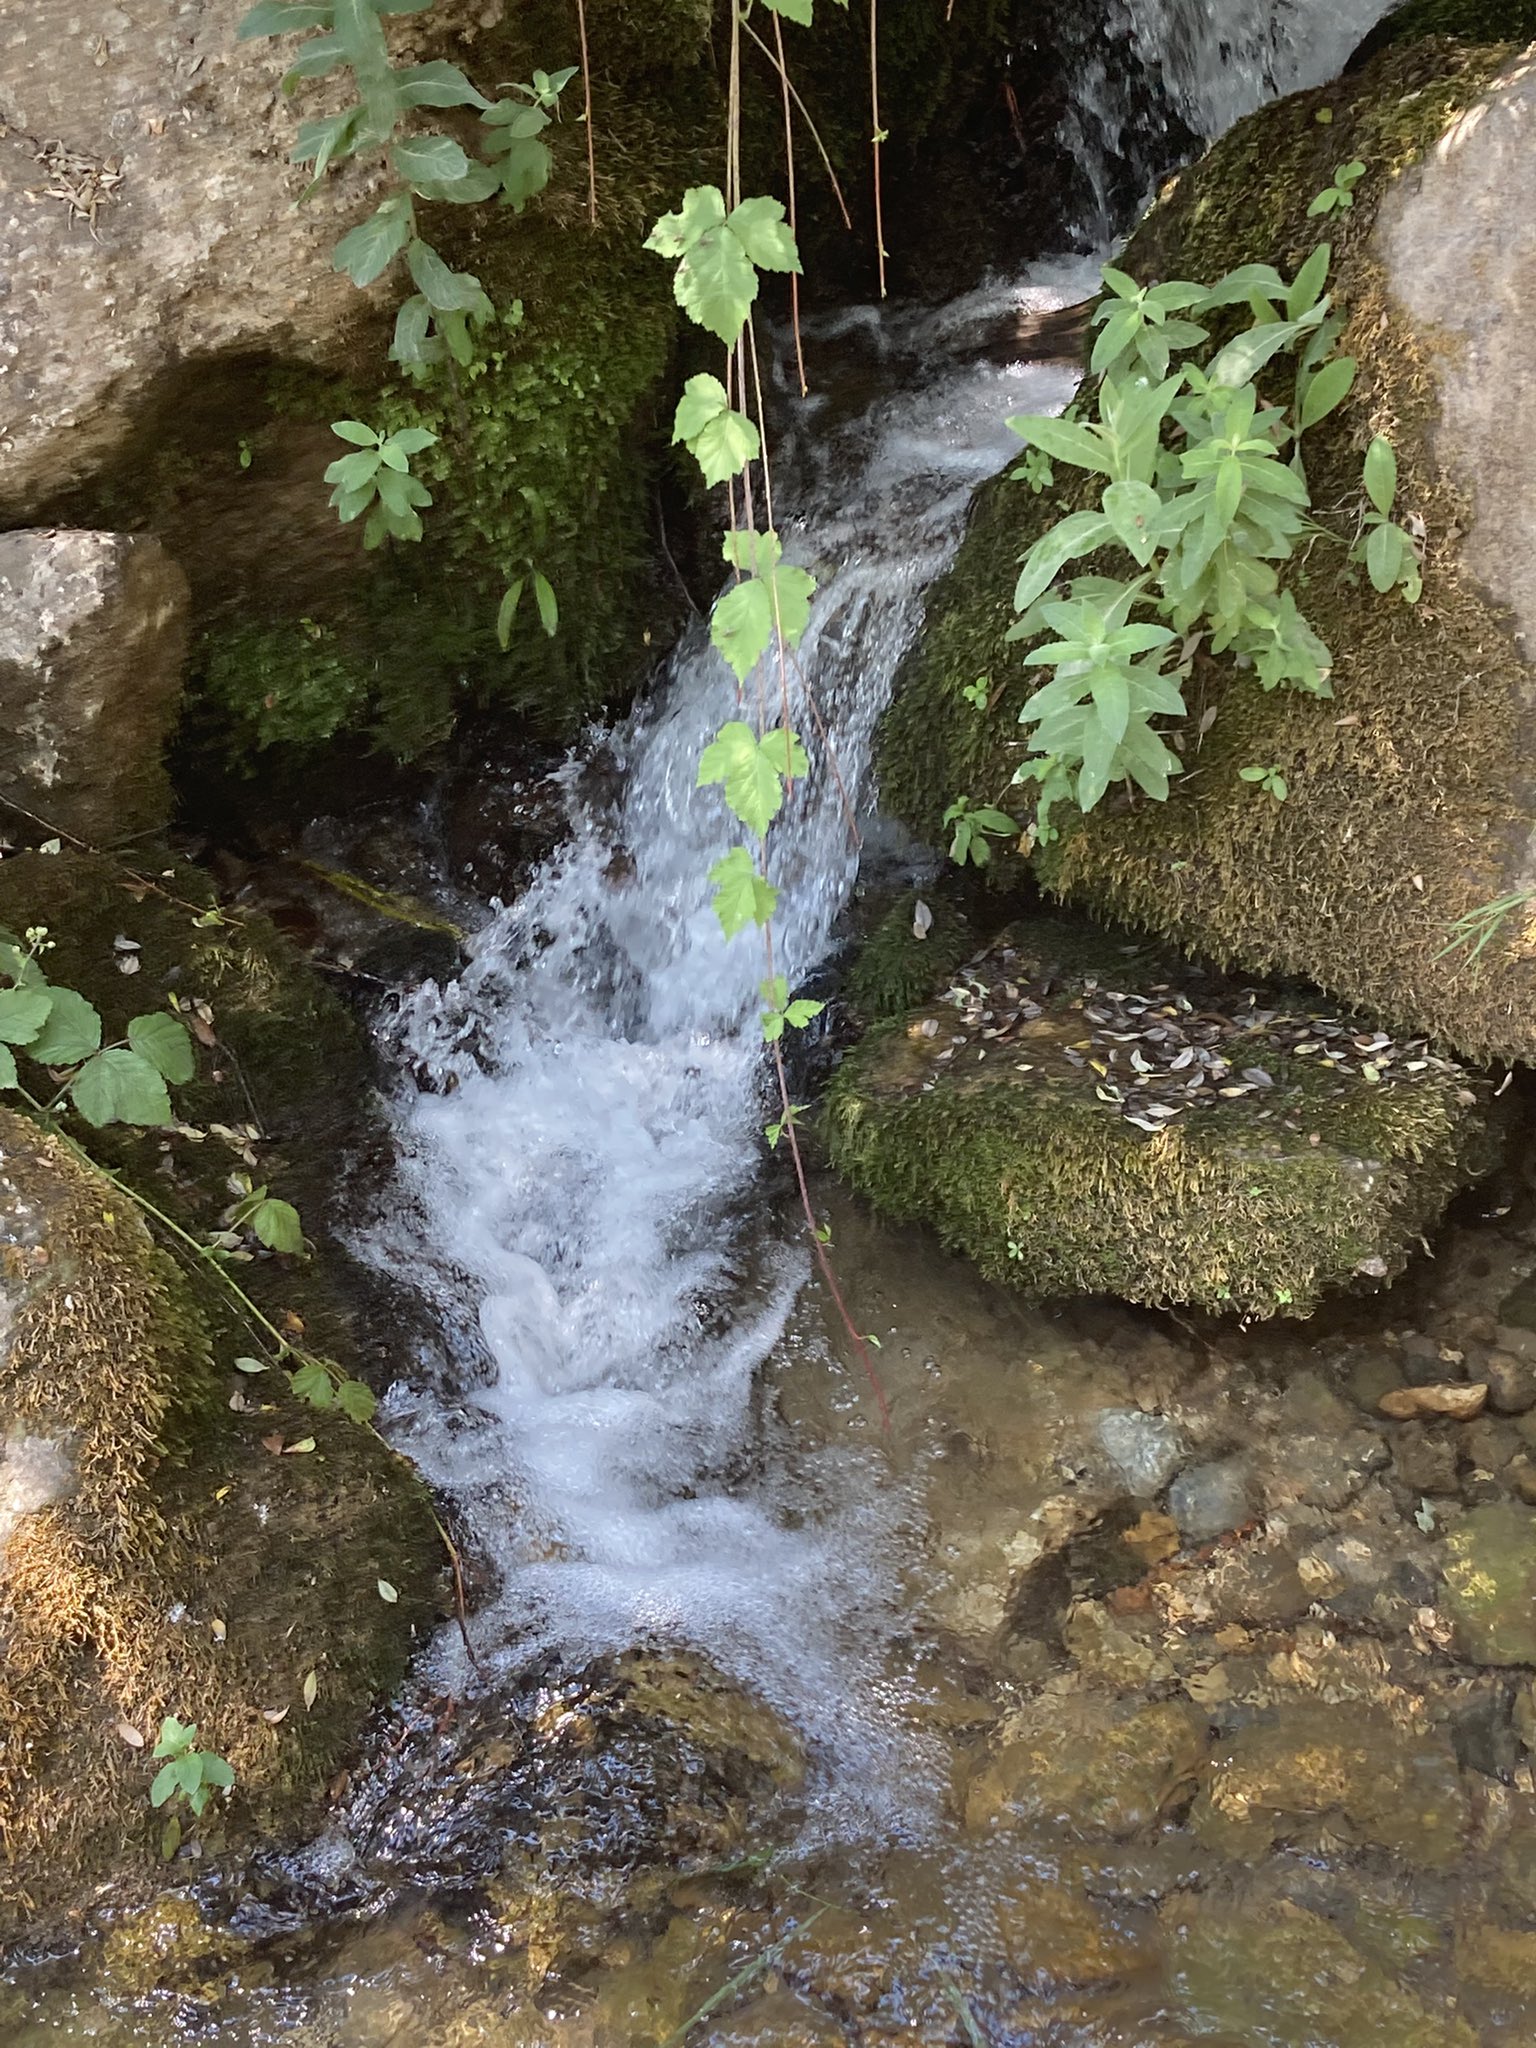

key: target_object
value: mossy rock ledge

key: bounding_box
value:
[824,921,1490,1316]
[0,848,439,1936]
[881,38,1536,1061]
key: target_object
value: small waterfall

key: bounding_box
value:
[1061,0,1400,239]
[363,268,1092,1795]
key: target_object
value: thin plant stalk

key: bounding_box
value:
[574,0,598,225]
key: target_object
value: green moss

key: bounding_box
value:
[846,892,976,1019]
[880,38,1536,1059]
[0,848,438,1931]
[825,925,1487,1316]
[1369,0,1536,42]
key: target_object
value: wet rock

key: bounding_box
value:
[964,1695,1208,1840]
[1390,1426,1462,1496]
[99,1895,244,1996]
[1442,1503,1536,1664]
[1484,1349,1536,1415]
[1454,1921,1536,2003]
[992,1869,1153,1990]
[1168,1457,1254,1542]
[1096,1408,1186,1496]
[1508,1457,1536,1506]
[1379,1382,1487,1421]
[1398,1331,1456,1386]
[705,1992,848,2047]
[1166,1899,1478,2048]
[1263,1430,1387,1512]
[1191,1703,1469,1869]
[1205,1545,1312,1628]
[1347,1350,1403,1413]
[617,1653,806,1791]
[1061,1599,1175,1688]
[0,530,188,840]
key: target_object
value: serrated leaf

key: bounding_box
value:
[290,1358,336,1407]
[690,404,760,486]
[783,998,823,1028]
[333,198,413,287]
[644,185,726,259]
[710,579,774,684]
[674,224,759,344]
[0,984,52,1046]
[27,987,101,1064]
[127,1012,195,1084]
[674,373,731,446]
[336,1377,377,1423]
[252,1197,304,1253]
[759,726,809,781]
[697,720,786,835]
[708,846,778,939]
[726,196,801,273]
[69,1049,172,1128]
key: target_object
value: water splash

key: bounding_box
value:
[362,267,1091,1796]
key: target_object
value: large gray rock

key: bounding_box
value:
[0,529,189,840]
[0,1,496,522]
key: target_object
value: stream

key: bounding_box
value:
[11,2,1536,2043]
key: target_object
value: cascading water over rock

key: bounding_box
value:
[363,269,1090,1778]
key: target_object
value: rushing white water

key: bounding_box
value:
[1063,0,1398,237]
[364,267,1092,1784]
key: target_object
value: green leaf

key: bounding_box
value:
[1010,414,1110,475]
[127,1012,195,1084]
[727,196,801,273]
[333,198,413,287]
[1363,434,1397,516]
[1365,517,1404,592]
[494,133,554,209]
[710,580,774,684]
[200,1756,235,1790]
[238,1,333,37]
[759,726,809,781]
[293,108,359,178]
[0,1046,16,1090]
[674,377,760,486]
[150,1762,181,1809]
[674,373,731,445]
[0,984,53,1046]
[69,1049,172,1128]
[409,160,502,206]
[761,0,814,19]
[406,240,489,317]
[252,1197,304,1254]
[377,1578,399,1603]
[783,999,824,1029]
[394,59,492,109]
[285,32,347,81]
[1299,353,1356,430]
[674,223,759,344]
[496,579,525,648]
[644,185,727,259]
[290,1357,336,1407]
[708,846,778,939]
[330,419,379,448]
[1196,263,1288,310]
[336,1377,377,1423]
[1286,243,1332,320]
[532,571,559,638]
[390,295,435,371]
[697,721,788,836]
[387,426,437,457]
[1012,511,1114,615]
[324,449,381,491]
[1100,480,1164,565]
[392,134,470,187]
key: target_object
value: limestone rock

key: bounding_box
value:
[1380,1381,1488,1421]
[1442,1502,1536,1663]
[0,529,188,840]
[0,1,419,520]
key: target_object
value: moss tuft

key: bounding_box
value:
[1366,0,1536,45]
[825,922,1488,1316]
[846,893,976,1020]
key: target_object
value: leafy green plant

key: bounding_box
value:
[942,797,1018,867]
[1351,433,1422,600]
[759,976,823,1042]
[1010,446,1055,494]
[238,2,577,363]
[324,419,438,546]
[1239,762,1289,802]
[494,485,559,645]
[991,226,1418,842]
[1308,159,1366,215]
[0,927,195,1127]
[150,1717,234,1825]
[1437,886,1536,969]
[961,676,990,710]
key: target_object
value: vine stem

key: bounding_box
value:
[772,13,807,396]
[11,1085,481,1671]
[869,0,887,298]
[740,19,853,231]
[574,0,598,227]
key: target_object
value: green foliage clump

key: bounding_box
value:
[1365,0,1536,44]
[194,618,377,763]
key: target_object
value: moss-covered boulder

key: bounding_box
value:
[881,38,1536,1062]
[0,848,439,1935]
[824,921,1489,1316]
